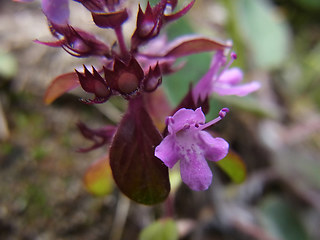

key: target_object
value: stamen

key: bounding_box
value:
[216,51,237,81]
[199,108,229,130]
[219,108,229,118]
[231,52,237,60]
[165,116,175,126]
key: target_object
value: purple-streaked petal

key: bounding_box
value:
[218,67,243,84]
[42,0,70,25]
[169,107,205,134]
[214,81,261,96]
[155,135,179,168]
[199,132,229,162]
[180,154,212,191]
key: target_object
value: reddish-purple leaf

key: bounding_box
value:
[110,97,170,205]
[164,36,231,58]
[92,9,129,29]
[44,72,80,104]
[144,88,172,132]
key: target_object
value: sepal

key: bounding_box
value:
[76,65,111,104]
[77,122,117,152]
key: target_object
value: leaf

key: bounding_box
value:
[83,156,114,196]
[110,97,170,205]
[144,88,172,132]
[216,151,246,183]
[43,72,80,105]
[139,218,178,240]
[235,0,291,69]
[164,36,230,58]
[259,196,310,240]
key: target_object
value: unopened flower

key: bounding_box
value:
[155,107,229,191]
[131,0,195,50]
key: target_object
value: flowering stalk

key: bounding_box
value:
[17,0,260,204]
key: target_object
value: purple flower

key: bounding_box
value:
[42,0,70,25]
[192,50,260,103]
[155,107,229,191]
[14,0,69,24]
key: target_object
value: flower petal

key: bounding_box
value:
[42,0,70,25]
[180,154,212,191]
[155,135,179,168]
[199,132,229,162]
[214,81,261,97]
[169,108,205,134]
[218,67,243,84]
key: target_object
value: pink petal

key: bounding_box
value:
[42,0,70,25]
[214,81,261,97]
[192,51,224,101]
[218,67,243,84]
[169,108,205,134]
[155,135,179,168]
[180,154,212,191]
[199,132,229,162]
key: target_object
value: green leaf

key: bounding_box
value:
[83,156,114,196]
[110,97,170,205]
[139,218,178,240]
[216,151,246,183]
[235,0,291,69]
[259,196,310,240]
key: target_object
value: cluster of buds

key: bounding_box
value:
[17,0,260,204]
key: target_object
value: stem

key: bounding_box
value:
[114,26,129,58]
